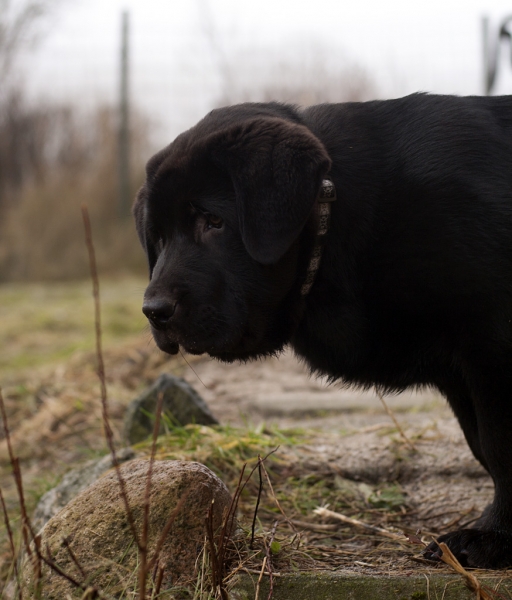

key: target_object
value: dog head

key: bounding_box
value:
[134,104,331,361]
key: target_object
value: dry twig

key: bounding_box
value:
[147,491,191,572]
[254,555,268,600]
[259,455,297,534]
[375,389,417,451]
[0,486,22,598]
[82,204,142,554]
[139,391,165,599]
[263,520,278,600]
[0,389,43,594]
[250,457,264,549]
[313,506,403,540]
[437,542,505,600]
[62,537,87,580]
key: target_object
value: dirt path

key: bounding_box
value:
[182,349,493,537]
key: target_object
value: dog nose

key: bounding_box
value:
[142,299,176,330]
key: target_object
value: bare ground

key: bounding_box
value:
[0,277,507,588]
[182,350,493,538]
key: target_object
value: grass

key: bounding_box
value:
[0,274,320,597]
[0,274,510,598]
[129,421,412,561]
[0,275,160,592]
[0,276,148,375]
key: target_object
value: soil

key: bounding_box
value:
[182,349,493,534]
[0,278,506,589]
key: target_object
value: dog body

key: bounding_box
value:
[134,93,512,568]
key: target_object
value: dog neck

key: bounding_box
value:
[300,178,337,296]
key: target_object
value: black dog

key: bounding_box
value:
[134,93,512,568]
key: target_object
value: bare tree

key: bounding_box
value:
[0,0,53,86]
[0,0,56,205]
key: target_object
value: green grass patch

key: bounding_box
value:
[133,422,408,533]
[0,276,148,375]
[136,422,306,481]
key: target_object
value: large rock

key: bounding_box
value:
[25,459,232,598]
[32,447,136,532]
[125,374,219,444]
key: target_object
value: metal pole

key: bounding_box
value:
[482,16,492,95]
[482,15,512,96]
[118,10,130,219]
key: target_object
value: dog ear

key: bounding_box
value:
[208,118,331,264]
[133,184,158,277]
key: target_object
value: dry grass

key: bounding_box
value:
[0,102,150,282]
[0,277,511,597]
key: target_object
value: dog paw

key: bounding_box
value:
[423,529,512,569]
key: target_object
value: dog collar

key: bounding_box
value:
[300,178,336,296]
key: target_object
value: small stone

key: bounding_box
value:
[124,374,218,444]
[24,459,232,598]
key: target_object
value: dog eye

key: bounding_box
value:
[205,214,223,230]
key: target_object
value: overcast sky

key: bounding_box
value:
[25,0,512,147]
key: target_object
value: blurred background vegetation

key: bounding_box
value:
[0,1,149,281]
[0,0,510,283]
[0,0,380,282]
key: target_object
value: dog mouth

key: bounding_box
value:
[148,327,180,355]
[149,323,234,357]
[146,297,277,359]
[166,341,180,355]
[149,319,255,359]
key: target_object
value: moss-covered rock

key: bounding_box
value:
[124,374,218,444]
[23,459,231,598]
